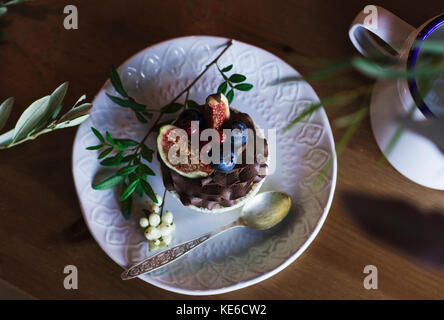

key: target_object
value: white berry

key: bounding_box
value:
[148,240,158,251]
[139,217,149,228]
[162,211,173,224]
[148,213,161,227]
[158,223,172,237]
[170,222,176,232]
[145,226,161,240]
[152,204,161,214]
[155,193,163,206]
[162,234,172,245]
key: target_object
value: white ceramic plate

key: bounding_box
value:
[72,36,337,295]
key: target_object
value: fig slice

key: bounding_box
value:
[205,93,230,130]
[157,124,213,179]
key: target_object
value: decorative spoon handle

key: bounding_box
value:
[121,220,240,280]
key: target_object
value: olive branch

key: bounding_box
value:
[281,40,444,189]
[88,39,253,219]
[283,40,444,159]
[0,1,91,148]
[0,82,92,149]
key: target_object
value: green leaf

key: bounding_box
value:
[120,179,140,201]
[135,182,144,197]
[283,101,323,132]
[106,94,128,107]
[47,82,69,121]
[186,99,198,109]
[106,94,131,108]
[73,94,87,107]
[91,127,104,143]
[226,89,234,104]
[335,107,368,155]
[162,102,183,114]
[107,94,146,113]
[414,40,444,55]
[122,154,137,163]
[0,7,7,18]
[98,147,113,159]
[0,97,14,132]
[33,82,70,133]
[106,131,115,144]
[58,103,92,123]
[229,74,246,83]
[140,179,157,203]
[351,57,444,79]
[116,165,139,176]
[12,96,51,142]
[3,0,27,5]
[109,65,128,98]
[138,163,155,176]
[307,60,352,81]
[217,81,228,94]
[128,172,137,183]
[234,83,253,91]
[135,112,147,123]
[50,103,63,120]
[100,151,124,166]
[114,138,139,149]
[86,144,103,150]
[221,65,233,72]
[54,114,90,129]
[141,144,154,162]
[0,129,13,146]
[93,175,124,190]
[141,110,153,118]
[126,98,146,112]
[121,183,133,220]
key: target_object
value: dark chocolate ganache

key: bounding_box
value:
[159,109,268,210]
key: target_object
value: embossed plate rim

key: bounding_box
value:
[72,35,337,295]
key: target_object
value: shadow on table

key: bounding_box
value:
[0,1,59,46]
[48,218,92,244]
[0,19,11,45]
[342,191,444,268]
[11,1,60,21]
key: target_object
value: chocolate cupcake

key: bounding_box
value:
[157,93,268,213]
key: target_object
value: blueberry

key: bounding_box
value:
[230,121,248,147]
[213,151,238,173]
[177,109,204,128]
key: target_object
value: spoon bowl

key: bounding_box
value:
[121,190,292,280]
[241,191,292,230]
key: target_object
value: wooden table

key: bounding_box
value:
[1,0,444,299]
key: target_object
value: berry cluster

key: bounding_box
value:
[139,194,176,251]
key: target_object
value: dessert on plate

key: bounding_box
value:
[157,93,268,213]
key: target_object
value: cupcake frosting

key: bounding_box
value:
[159,109,268,210]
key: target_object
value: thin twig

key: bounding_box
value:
[139,39,233,146]
[159,188,167,216]
[282,84,373,133]
[169,39,233,106]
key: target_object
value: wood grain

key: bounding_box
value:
[1,0,444,299]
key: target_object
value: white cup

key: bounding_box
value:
[349,6,444,189]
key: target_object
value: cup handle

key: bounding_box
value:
[349,5,415,58]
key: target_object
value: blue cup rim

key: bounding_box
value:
[407,13,444,118]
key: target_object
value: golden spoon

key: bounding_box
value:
[121,191,291,280]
